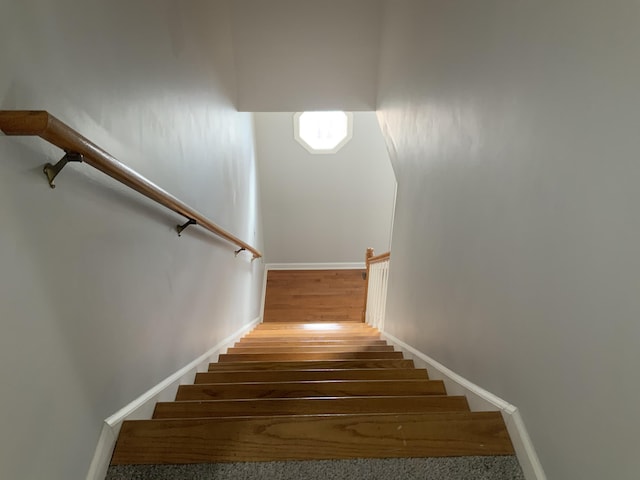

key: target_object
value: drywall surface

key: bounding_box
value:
[231,0,383,111]
[0,1,263,479]
[377,1,640,479]
[255,112,396,263]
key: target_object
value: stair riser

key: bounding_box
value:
[234,338,387,347]
[194,369,429,383]
[153,396,470,419]
[218,352,404,362]
[208,359,416,371]
[175,380,446,401]
[240,334,382,344]
[227,346,395,354]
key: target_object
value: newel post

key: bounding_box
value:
[362,247,374,322]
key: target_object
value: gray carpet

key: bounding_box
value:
[106,456,525,479]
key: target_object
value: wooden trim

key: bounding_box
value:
[369,251,391,264]
[0,110,262,258]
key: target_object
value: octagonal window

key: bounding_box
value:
[294,111,353,154]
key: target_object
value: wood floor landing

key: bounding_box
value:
[110,321,515,465]
[262,270,366,323]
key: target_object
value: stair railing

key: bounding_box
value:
[362,248,390,330]
[0,110,262,259]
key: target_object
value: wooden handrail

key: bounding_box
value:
[0,110,262,259]
[368,251,390,264]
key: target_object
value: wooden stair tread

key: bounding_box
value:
[251,328,374,332]
[246,330,379,335]
[218,351,404,362]
[250,323,374,328]
[111,412,514,464]
[195,368,429,383]
[245,328,379,335]
[249,331,375,336]
[253,322,374,330]
[242,335,383,341]
[249,326,377,336]
[227,345,395,354]
[153,395,470,418]
[236,339,388,346]
[208,359,416,371]
[175,379,446,400]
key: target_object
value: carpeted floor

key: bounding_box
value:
[106,456,525,479]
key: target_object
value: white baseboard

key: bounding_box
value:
[85,316,261,480]
[382,331,547,480]
[266,262,365,270]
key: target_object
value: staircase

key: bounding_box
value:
[107,269,522,479]
[110,321,514,464]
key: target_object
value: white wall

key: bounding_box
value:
[377,1,640,479]
[231,0,384,112]
[255,112,395,263]
[0,1,263,479]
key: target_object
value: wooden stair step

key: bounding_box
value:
[236,339,388,346]
[153,395,470,419]
[218,351,404,362]
[111,412,514,464]
[245,328,378,334]
[248,325,374,330]
[194,368,429,384]
[264,315,367,323]
[254,320,370,324]
[175,379,446,400]
[208,359,416,371]
[243,335,382,342]
[246,330,379,336]
[250,329,375,335]
[250,323,374,328]
[253,323,375,331]
[248,329,377,336]
[227,345,395,354]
